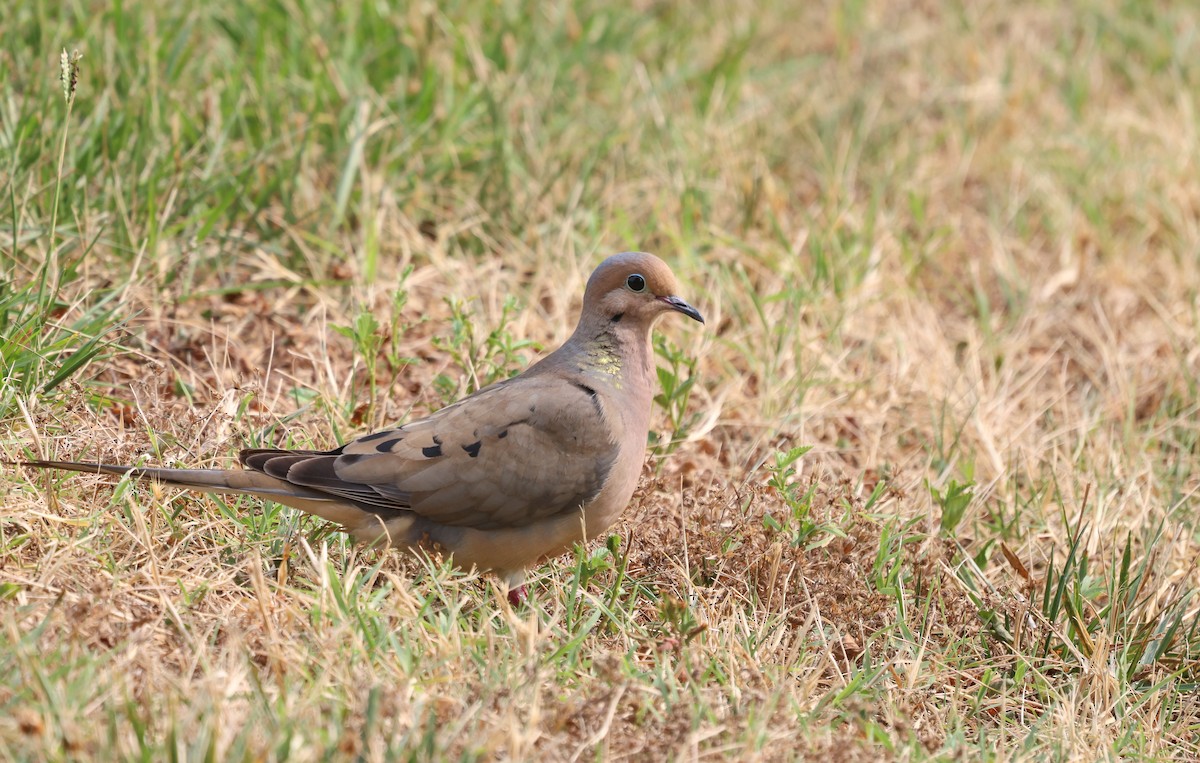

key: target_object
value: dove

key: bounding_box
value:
[19,252,704,604]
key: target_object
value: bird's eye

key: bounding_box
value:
[626,274,646,292]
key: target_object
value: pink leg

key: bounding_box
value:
[507,584,527,606]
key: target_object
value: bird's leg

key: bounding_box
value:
[507,584,527,606]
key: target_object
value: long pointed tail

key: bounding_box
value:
[18,459,321,499]
[14,459,374,530]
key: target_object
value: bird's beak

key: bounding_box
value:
[658,295,705,324]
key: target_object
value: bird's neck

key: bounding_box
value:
[561,319,656,400]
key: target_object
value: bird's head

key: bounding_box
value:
[582,252,704,330]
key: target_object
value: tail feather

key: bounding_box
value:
[19,459,326,499]
[15,459,380,532]
[239,448,326,471]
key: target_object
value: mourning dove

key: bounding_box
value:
[20,252,703,604]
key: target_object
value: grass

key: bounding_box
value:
[3,0,1200,759]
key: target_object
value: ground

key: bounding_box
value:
[2,1,1199,760]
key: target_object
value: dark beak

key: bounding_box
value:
[658,295,705,324]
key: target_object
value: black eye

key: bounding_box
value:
[626,274,646,292]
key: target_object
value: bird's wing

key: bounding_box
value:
[240,373,622,530]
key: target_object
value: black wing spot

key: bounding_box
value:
[376,437,403,453]
[432,433,443,445]
[422,443,443,458]
[357,430,398,443]
[571,380,605,419]
[337,453,366,466]
[571,381,597,398]
[462,441,481,458]
[496,418,530,439]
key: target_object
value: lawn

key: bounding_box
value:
[3,0,1199,759]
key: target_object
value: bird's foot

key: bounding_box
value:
[507,584,527,606]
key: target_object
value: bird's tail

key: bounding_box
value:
[19,459,310,496]
[15,459,375,531]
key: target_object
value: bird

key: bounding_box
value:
[18,252,704,605]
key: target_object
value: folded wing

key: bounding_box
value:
[240,373,619,530]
